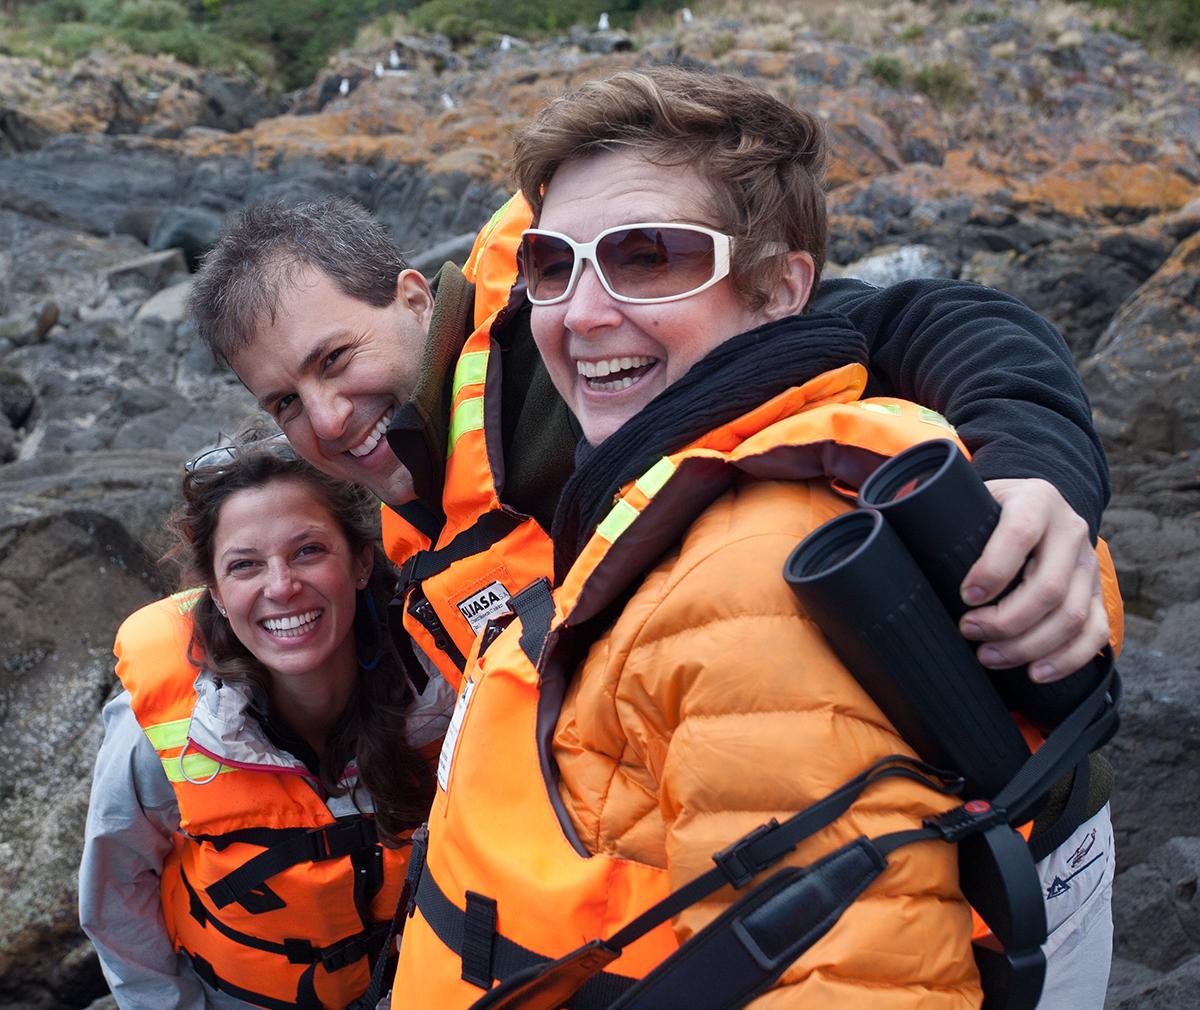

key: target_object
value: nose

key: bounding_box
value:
[264,559,301,601]
[561,260,623,336]
[305,384,354,442]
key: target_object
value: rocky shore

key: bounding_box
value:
[1,2,1197,1007]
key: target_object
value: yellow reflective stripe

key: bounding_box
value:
[484,195,514,235]
[635,457,676,499]
[448,396,485,454]
[451,351,489,399]
[597,500,639,544]
[918,407,956,432]
[161,752,233,783]
[172,587,204,613]
[144,718,191,750]
[859,402,902,416]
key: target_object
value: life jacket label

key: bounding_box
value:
[437,677,476,793]
[456,581,512,635]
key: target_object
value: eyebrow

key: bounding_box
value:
[218,526,331,563]
[255,333,352,410]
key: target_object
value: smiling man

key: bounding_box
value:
[190,201,435,507]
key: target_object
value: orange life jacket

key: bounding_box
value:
[114,591,410,1010]
[392,382,1009,1009]
[380,195,551,690]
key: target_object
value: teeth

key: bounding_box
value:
[589,375,637,392]
[349,410,394,458]
[576,356,654,379]
[262,610,321,635]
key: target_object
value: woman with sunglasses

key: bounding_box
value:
[80,427,437,1010]
[391,67,1116,1010]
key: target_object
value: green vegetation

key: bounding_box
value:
[865,52,905,87]
[1,0,680,83]
[896,23,924,42]
[912,59,976,106]
[405,0,670,45]
[1085,0,1200,46]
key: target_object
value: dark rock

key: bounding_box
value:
[102,249,188,294]
[194,73,283,132]
[0,107,52,155]
[0,451,180,1009]
[961,227,1175,358]
[1106,603,1200,868]
[1105,953,1200,1010]
[1112,837,1200,971]
[148,208,223,272]
[1082,233,1200,458]
[1102,509,1200,613]
[0,413,14,463]
[0,370,35,428]
[409,231,478,278]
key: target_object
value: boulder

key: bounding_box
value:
[0,451,181,1009]
[1082,234,1200,459]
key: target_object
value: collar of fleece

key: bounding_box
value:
[551,312,869,583]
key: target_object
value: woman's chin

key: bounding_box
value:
[577,372,661,445]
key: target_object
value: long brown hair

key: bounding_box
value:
[164,426,433,842]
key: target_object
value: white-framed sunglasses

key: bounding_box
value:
[520,222,734,306]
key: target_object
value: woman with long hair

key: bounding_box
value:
[81,427,435,1010]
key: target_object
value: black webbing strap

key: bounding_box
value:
[992,655,1119,828]
[188,953,323,1010]
[462,892,499,987]
[414,864,639,1010]
[607,840,890,1010]
[461,665,1118,1010]
[182,866,390,972]
[453,756,956,1010]
[205,817,379,910]
[511,578,556,667]
[396,510,525,594]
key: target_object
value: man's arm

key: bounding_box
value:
[815,277,1112,681]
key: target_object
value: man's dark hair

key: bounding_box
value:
[190,197,409,364]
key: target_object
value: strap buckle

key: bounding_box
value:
[923,799,1006,843]
[712,819,780,888]
[308,818,377,862]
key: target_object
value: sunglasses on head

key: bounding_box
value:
[520,222,734,306]
[184,430,292,475]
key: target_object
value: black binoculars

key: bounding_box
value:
[784,439,1110,802]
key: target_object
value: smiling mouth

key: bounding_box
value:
[261,609,322,638]
[576,356,657,392]
[348,408,394,458]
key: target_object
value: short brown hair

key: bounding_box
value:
[190,197,409,365]
[512,66,828,310]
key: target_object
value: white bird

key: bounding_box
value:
[500,34,512,51]
[682,7,693,23]
[440,92,455,110]
[338,77,350,96]
[388,49,401,69]
[374,62,384,77]
[598,12,609,30]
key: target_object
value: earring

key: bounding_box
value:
[215,602,227,617]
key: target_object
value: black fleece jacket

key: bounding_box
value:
[495,277,1110,540]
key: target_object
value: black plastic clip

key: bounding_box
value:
[712,819,781,888]
[923,799,1006,843]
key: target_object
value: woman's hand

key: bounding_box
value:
[959,478,1109,683]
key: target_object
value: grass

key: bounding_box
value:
[913,59,977,106]
[865,52,906,86]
